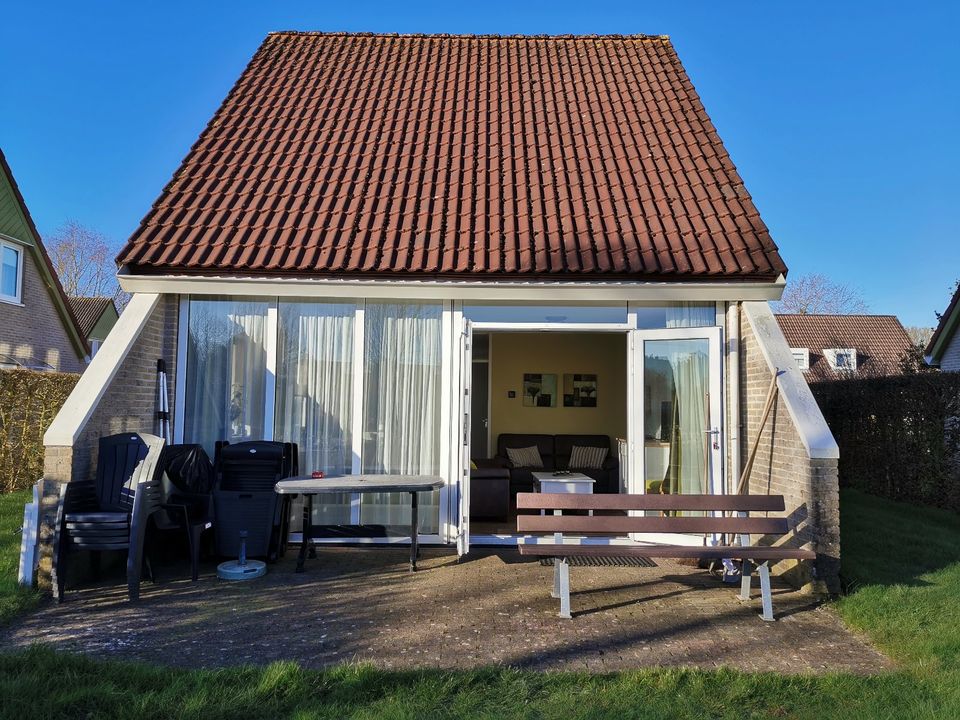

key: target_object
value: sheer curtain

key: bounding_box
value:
[184,297,269,454]
[361,302,442,533]
[275,301,355,524]
[664,302,716,328]
[665,342,710,496]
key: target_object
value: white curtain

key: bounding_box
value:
[665,344,710,496]
[184,298,268,454]
[276,302,355,525]
[665,302,716,328]
[361,302,442,532]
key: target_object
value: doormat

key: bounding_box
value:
[539,556,657,568]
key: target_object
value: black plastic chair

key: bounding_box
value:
[212,441,298,561]
[153,444,215,582]
[52,433,165,602]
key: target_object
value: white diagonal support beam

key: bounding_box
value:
[43,293,161,447]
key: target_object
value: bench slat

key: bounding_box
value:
[518,543,816,561]
[516,493,786,512]
[517,515,789,535]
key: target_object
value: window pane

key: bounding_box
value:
[644,338,710,501]
[275,301,355,524]
[361,302,442,533]
[1,246,19,298]
[463,303,627,324]
[635,302,716,329]
[183,297,269,454]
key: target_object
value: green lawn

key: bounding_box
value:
[0,489,40,624]
[0,488,958,719]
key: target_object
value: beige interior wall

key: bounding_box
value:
[486,332,627,452]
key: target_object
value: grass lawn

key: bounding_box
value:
[0,489,40,625]
[0,488,958,719]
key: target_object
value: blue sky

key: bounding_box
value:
[1,2,957,327]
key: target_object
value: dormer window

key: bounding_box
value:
[825,348,857,371]
[790,348,810,371]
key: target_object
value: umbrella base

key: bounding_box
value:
[216,559,266,581]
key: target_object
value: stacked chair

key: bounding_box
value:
[212,441,298,561]
[52,432,165,602]
[153,444,215,582]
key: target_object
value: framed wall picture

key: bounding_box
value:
[522,373,557,407]
[563,373,598,407]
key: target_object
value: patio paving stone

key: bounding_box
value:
[2,547,891,674]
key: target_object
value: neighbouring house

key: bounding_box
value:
[926,285,960,371]
[776,314,914,382]
[41,32,840,591]
[0,149,88,372]
[68,296,120,358]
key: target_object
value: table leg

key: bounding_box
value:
[410,491,419,572]
[296,494,313,573]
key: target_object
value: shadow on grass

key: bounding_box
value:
[838,488,960,591]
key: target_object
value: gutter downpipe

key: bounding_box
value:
[727,301,741,494]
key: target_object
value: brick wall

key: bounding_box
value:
[740,307,841,594]
[0,247,85,373]
[37,294,178,584]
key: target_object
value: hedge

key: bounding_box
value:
[811,373,960,512]
[0,369,79,493]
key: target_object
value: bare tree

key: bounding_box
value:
[774,273,870,315]
[904,326,934,348]
[46,220,122,302]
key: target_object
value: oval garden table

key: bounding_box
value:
[274,475,445,572]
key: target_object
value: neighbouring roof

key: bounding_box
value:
[925,284,960,366]
[68,296,117,337]
[775,314,914,382]
[116,32,788,282]
[0,148,89,358]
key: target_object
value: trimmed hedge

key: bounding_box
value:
[812,373,960,511]
[0,369,79,493]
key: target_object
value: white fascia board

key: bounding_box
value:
[43,293,161,447]
[118,268,786,302]
[742,301,839,460]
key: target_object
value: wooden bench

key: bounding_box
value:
[516,493,815,621]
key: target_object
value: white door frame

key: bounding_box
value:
[628,325,725,545]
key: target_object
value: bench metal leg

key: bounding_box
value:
[758,562,775,622]
[557,557,572,619]
[551,559,561,599]
[738,560,752,601]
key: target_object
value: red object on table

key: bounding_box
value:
[311,470,325,479]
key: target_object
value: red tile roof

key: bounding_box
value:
[117,32,788,281]
[775,314,914,382]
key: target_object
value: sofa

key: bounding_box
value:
[492,433,619,494]
[469,466,511,520]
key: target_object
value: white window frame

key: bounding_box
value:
[791,347,810,371]
[175,295,451,546]
[0,237,24,305]
[824,348,857,371]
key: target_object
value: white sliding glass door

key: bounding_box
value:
[183,296,270,452]
[180,296,447,538]
[360,302,443,533]
[275,301,356,524]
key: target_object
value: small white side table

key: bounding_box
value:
[532,471,596,545]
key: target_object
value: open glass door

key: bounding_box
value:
[629,326,723,542]
[456,319,473,557]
